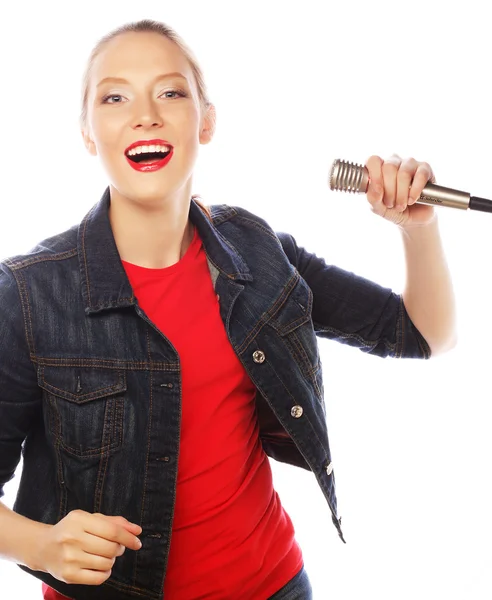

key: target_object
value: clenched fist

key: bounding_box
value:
[33,510,142,585]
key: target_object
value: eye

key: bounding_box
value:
[161,89,187,99]
[101,94,126,104]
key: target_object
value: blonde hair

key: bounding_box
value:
[80,19,211,128]
[80,19,212,218]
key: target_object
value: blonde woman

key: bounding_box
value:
[0,19,456,600]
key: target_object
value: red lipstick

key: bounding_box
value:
[125,139,174,173]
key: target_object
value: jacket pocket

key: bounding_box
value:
[38,366,127,458]
[269,275,320,378]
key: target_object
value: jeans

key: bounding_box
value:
[268,567,313,599]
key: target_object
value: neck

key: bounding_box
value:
[108,185,195,269]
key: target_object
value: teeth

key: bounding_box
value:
[127,144,171,156]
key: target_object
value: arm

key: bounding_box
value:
[365,154,457,356]
[278,233,430,359]
[0,501,49,569]
[400,216,456,356]
[0,264,141,584]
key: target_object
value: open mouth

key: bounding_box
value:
[125,142,174,172]
[126,149,171,164]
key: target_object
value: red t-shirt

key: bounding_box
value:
[43,227,302,599]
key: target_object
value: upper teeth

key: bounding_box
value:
[127,144,171,156]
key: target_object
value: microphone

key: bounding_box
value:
[329,159,492,213]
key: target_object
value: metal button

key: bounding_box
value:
[252,350,266,364]
[290,405,303,418]
[326,461,334,476]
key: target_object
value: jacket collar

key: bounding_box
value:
[78,188,252,315]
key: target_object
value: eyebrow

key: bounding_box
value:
[96,72,188,88]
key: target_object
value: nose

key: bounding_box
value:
[131,97,163,130]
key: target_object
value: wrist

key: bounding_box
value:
[24,521,52,572]
[398,212,439,235]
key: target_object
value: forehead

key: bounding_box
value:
[91,31,192,81]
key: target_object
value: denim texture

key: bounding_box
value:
[0,190,430,599]
[268,566,313,599]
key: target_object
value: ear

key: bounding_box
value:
[81,127,97,156]
[199,103,216,145]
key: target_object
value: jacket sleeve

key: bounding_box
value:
[0,263,42,499]
[277,232,431,359]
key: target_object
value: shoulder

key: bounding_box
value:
[209,203,296,255]
[1,224,79,273]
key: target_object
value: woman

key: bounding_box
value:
[0,19,456,600]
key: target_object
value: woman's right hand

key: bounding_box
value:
[33,509,142,585]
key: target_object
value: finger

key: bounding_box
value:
[82,532,125,559]
[408,162,434,205]
[79,551,116,572]
[381,154,402,209]
[84,515,142,551]
[102,515,142,535]
[365,155,384,209]
[61,566,112,586]
[395,157,418,212]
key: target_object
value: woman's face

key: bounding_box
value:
[83,31,214,206]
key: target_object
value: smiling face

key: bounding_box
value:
[82,31,215,207]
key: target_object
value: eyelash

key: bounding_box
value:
[101,89,187,104]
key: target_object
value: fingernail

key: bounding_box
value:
[136,538,142,548]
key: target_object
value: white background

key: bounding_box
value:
[1,1,491,598]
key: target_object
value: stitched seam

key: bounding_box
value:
[103,578,160,598]
[9,269,36,357]
[59,409,122,457]
[134,329,153,583]
[281,334,324,401]
[95,397,120,508]
[233,215,279,241]
[52,399,66,519]
[236,273,299,354]
[34,358,180,370]
[271,313,310,335]
[211,206,238,225]
[94,453,109,513]
[81,208,94,308]
[212,231,250,277]
[59,442,117,457]
[314,322,397,352]
[41,381,124,402]
[203,252,239,281]
[290,330,318,375]
[3,248,78,270]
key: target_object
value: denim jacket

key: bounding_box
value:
[0,190,430,599]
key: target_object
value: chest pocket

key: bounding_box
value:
[268,275,320,378]
[38,366,127,458]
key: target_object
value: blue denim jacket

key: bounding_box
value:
[0,190,430,599]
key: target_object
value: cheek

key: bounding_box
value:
[91,111,127,149]
[178,113,202,148]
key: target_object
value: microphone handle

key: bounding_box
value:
[329,159,492,213]
[417,182,469,210]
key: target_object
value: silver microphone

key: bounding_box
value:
[329,159,492,213]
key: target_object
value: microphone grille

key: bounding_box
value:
[329,159,369,194]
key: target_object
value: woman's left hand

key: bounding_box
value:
[365,154,436,228]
